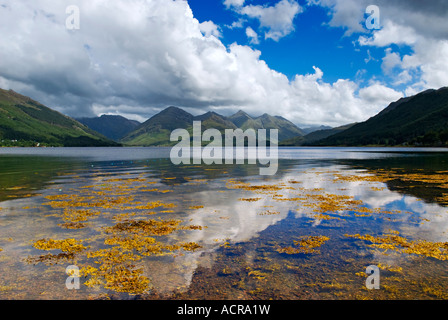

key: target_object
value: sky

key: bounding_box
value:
[0,0,447,127]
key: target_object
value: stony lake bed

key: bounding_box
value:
[0,147,448,300]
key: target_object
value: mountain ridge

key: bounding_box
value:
[77,115,140,141]
[121,107,304,146]
[5,86,446,148]
[0,89,119,147]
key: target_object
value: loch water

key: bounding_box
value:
[0,147,448,300]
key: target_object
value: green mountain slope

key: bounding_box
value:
[121,106,194,146]
[77,115,140,141]
[122,108,239,146]
[316,87,448,147]
[228,110,304,141]
[229,110,264,132]
[0,89,118,147]
[258,114,304,141]
[228,110,254,128]
[121,107,304,146]
[194,111,238,132]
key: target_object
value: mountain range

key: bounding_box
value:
[122,87,447,147]
[121,107,305,146]
[1,86,447,148]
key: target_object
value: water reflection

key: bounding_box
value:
[0,148,448,299]
[167,164,448,294]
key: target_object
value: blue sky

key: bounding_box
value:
[189,0,381,85]
[0,0,447,127]
[188,0,421,91]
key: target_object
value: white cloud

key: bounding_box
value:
[223,0,245,9]
[311,0,448,40]
[199,20,222,38]
[393,70,413,86]
[240,0,302,41]
[358,83,403,106]
[312,0,448,95]
[381,48,402,74]
[413,39,448,90]
[359,22,448,93]
[287,67,402,126]
[312,0,366,35]
[364,49,376,64]
[0,0,404,127]
[358,20,418,47]
[245,26,259,44]
[226,17,245,29]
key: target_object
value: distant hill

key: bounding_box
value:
[304,123,356,143]
[77,115,140,141]
[121,107,304,146]
[316,87,448,147]
[302,125,332,135]
[280,123,356,146]
[0,89,119,147]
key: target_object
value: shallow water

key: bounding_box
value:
[0,147,448,300]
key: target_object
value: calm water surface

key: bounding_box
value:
[0,147,448,300]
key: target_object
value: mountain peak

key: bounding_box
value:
[122,106,194,142]
[146,106,193,124]
[195,111,225,120]
[231,110,252,118]
[258,113,271,119]
[159,106,187,114]
[193,111,237,130]
[77,114,140,141]
[228,110,253,128]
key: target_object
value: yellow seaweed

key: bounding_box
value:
[277,235,330,255]
[345,232,448,260]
